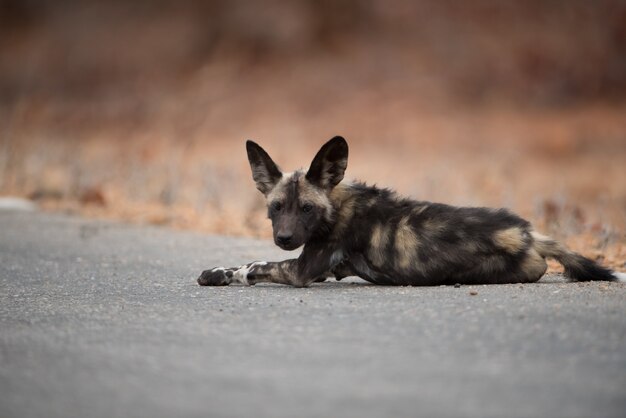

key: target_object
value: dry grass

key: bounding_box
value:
[0,0,624,271]
[2,100,625,270]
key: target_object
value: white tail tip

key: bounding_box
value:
[614,272,626,283]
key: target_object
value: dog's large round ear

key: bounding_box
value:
[246,140,282,195]
[305,136,348,189]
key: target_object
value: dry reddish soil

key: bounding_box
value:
[1,1,624,271]
[3,102,625,271]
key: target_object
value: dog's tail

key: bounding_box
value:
[531,231,623,282]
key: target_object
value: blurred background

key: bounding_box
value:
[0,0,624,268]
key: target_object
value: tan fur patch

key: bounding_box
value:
[368,223,390,267]
[422,218,446,235]
[519,248,548,281]
[412,205,428,216]
[530,230,567,259]
[394,216,420,270]
[331,196,356,239]
[530,231,550,241]
[494,227,526,253]
[266,171,294,203]
[329,183,351,206]
[298,176,333,220]
[364,196,379,207]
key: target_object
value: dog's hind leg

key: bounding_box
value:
[448,248,548,285]
[330,261,358,281]
[515,247,548,283]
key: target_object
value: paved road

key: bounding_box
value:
[1,211,625,418]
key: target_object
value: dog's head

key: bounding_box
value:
[246,136,348,250]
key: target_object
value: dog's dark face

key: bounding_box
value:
[246,136,348,250]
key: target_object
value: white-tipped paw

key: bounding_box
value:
[197,267,232,286]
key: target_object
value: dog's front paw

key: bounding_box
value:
[197,268,232,286]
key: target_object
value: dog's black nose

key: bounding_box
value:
[276,234,293,246]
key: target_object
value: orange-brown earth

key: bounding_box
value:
[3,99,625,271]
[1,1,624,271]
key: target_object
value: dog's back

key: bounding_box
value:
[323,182,528,284]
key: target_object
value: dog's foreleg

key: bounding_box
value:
[197,260,300,286]
[198,244,340,287]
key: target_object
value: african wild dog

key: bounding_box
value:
[198,136,623,287]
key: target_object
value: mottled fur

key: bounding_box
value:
[198,136,618,287]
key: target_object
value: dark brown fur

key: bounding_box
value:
[198,136,616,287]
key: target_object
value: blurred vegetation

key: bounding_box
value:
[0,0,625,268]
[2,0,626,105]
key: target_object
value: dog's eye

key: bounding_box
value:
[302,203,313,213]
[271,202,283,211]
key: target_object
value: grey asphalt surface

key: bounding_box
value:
[1,210,625,418]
